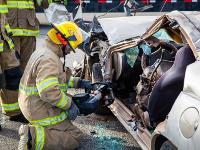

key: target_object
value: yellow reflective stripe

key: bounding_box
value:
[1,102,19,112]
[68,77,75,88]
[35,126,45,150]
[59,83,68,92]
[7,1,35,9]
[30,112,68,127]
[19,84,39,96]
[0,5,8,13]
[7,39,14,49]
[36,77,59,94]
[19,83,68,96]
[0,43,3,52]
[56,92,69,109]
[5,24,12,33]
[11,29,39,36]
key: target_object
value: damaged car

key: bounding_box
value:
[100,11,200,150]
[73,14,157,114]
[75,10,200,150]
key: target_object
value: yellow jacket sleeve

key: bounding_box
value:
[0,0,8,14]
[67,76,80,89]
[35,56,72,110]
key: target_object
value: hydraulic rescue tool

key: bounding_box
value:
[72,82,114,115]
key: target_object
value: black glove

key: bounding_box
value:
[66,101,80,120]
[77,79,93,90]
[73,93,102,115]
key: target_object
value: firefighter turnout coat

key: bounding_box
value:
[18,39,82,149]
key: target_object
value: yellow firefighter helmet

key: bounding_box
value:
[47,21,84,50]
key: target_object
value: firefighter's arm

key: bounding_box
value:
[67,76,93,90]
[35,57,72,110]
[0,0,14,51]
[0,0,8,14]
[0,0,8,30]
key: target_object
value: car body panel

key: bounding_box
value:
[106,11,200,150]
[98,16,158,45]
[153,61,200,150]
[104,10,200,82]
[109,99,151,150]
[108,11,200,56]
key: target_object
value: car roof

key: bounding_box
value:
[109,11,200,59]
[98,16,158,45]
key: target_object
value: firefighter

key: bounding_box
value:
[0,0,66,119]
[18,21,101,150]
[0,0,22,119]
[6,0,67,71]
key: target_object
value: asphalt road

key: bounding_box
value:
[0,113,140,150]
[0,26,141,150]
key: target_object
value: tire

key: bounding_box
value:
[160,140,177,150]
[92,63,111,115]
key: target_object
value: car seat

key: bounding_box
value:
[148,45,195,125]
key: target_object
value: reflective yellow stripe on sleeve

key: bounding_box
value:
[68,77,75,88]
[19,83,68,96]
[35,126,45,150]
[1,102,20,112]
[5,24,12,34]
[30,112,68,127]
[59,83,68,92]
[0,5,8,13]
[36,77,59,94]
[0,43,3,52]
[11,29,40,37]
[7,39,14,49]
[19,83,39,96]
[56,92,71,109]
[7,1,35,9]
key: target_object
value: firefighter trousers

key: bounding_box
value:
[13,36,36,71]
[29,120,83,150]
[0,44,21,116]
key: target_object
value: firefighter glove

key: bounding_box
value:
[77,79,93,90]
[66,101,80,120]
[78,93,102,115]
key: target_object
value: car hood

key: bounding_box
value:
[98,16,158,45]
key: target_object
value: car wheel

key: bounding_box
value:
[92,63,111,115]
[160,140,177,150]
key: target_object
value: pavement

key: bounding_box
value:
[0,113,140,150]
[0,89,140,150]
[0,25,141,150]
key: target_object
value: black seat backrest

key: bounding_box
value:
[148,45,195,125]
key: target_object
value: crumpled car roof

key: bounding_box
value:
[98,16,158,45]
[109,11,200,59]
[142,11,200,58]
